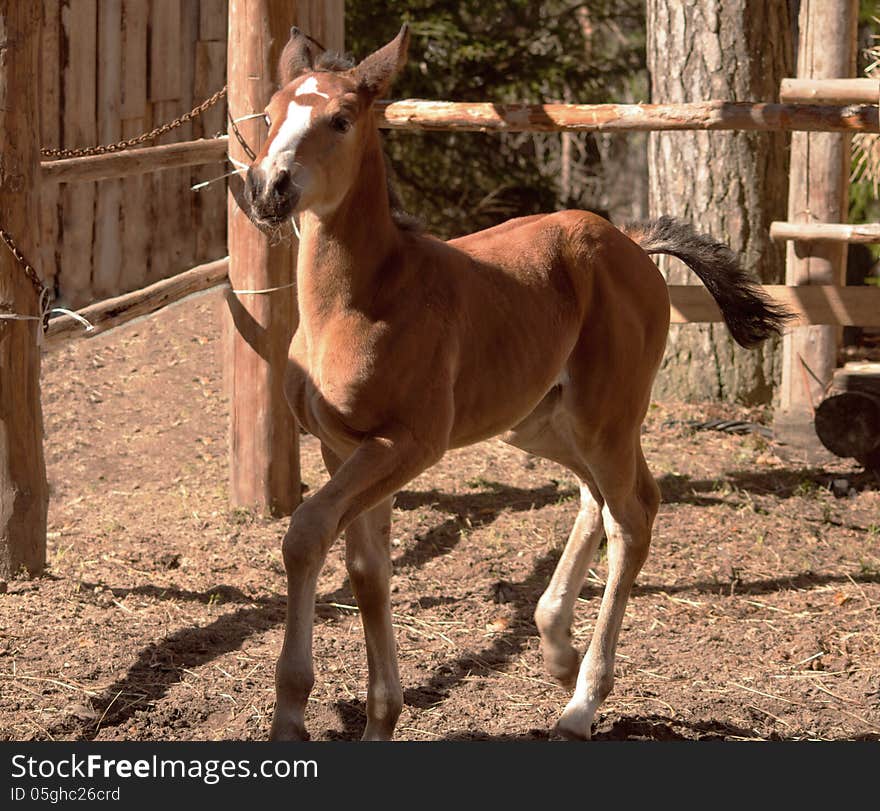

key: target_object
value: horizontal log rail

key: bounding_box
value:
[42,264,880,351]
[780,78,878,105]
[770,221,880,243]
[669,285,880,328]
[375,100,879,134]
[36,100,880,187]
[40,137,229,184]
[45,257,229,346]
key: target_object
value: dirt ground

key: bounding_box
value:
[1,291,878,742]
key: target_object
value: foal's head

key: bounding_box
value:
[244,25,409,227]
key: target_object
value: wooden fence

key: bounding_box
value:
[39,0,228,308]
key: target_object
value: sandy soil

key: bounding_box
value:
[1,292,878,741]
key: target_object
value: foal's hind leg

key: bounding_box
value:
[502,402,606,688]
[555,443,659,740]
[534,481,605,686]
[344,498,403,740]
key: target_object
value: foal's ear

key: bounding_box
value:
[278,26,322,85]
[354,24,410,101]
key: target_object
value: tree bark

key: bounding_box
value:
[0,0,47,577]
[647,0,793,403]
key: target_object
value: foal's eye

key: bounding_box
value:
[330,115,351,134]
[264,114,271,127]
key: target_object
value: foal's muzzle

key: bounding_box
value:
[245,165,300,226]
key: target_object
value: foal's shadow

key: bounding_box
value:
[391,481,575,571]
[324,542,565,740]
[440,716,768,741]
[50,469,879,741]
[323,471,880,740]
[45,584,285,740]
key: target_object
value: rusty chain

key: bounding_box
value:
[40,86,228,159]
[0,226,50,330]
[2,85,229,332]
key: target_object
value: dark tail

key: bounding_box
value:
[623,216,793,348]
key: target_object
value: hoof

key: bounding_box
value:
[552,721,591,741]
[361,717,398,741]
[361,730,394,742]
[553,705,593,741]
[269,719,310,742]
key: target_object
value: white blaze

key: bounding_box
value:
[295,76,329,99]
[265,100,313,164]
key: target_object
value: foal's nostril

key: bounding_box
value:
[270,169,291,198]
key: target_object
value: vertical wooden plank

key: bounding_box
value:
[199,0,227,41]
[148,0,181,102]
[120,0,148,120]
[120,0,150,292]
[776,0,857,454]
[193,0,228,264]
[39,0,61,296]
[163,0,199,278]
[0,0,48,577]
[93,0,123,299]
[294,0,344,52]
[59,0,97,307]
[147,0,182,283]
[192,37,228,262]
[226,0,343,515]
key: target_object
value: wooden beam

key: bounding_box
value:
[668,284,880,327]
[375,100,879,134]
[37,98,880,189]
[770,221,880,243]
[40,136,229,184]
[44,257,229,346]
[780,77,878,104]
[41,276,880,353]
[0,0,48,577]
[225,0,314,517]
[777,0,858,454]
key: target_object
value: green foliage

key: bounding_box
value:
[347,1,646,237]
[859,0,879,24]
[851,10,880,260]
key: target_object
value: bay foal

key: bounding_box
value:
[242,25,789,741]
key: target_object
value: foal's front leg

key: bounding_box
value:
[269,430,438,742]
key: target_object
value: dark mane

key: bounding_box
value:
[314,51,355,72]
[383,151,422,232]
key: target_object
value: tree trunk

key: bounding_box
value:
[647,0,793,404]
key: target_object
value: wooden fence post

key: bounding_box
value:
[0,0,48,577]
[225,0,343,516]
[775,0,858,455]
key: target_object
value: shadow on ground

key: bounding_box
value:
[48,474,878,741]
